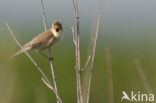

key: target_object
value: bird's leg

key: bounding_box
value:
[39,51,48,58]
[39,51,53,61]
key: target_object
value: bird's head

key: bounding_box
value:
[51,21,63,38]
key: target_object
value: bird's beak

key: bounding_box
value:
[55,26,60,32]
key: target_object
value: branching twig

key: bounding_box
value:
[80,56,90,72]
[5,21,56,95]
[41,77,54,91]
[71,26,90,72]
[134,59,153,94]
[86,12,101,103]
[72,0,83,103]
[105,48,114,103]
[40,0,62,103]
[71,26,76,45]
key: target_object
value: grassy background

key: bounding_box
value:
[0,0,156,103]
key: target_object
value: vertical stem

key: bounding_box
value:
[106,48,114,103]
[49,51,61,103]
[87,12,101,103]
[40,0,62,103]
[72,0,82,103]
[134,59,153,94]
[40,0,47,30]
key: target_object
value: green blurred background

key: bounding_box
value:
[0,0,156,103]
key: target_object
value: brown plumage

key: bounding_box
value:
[10,21,63,59]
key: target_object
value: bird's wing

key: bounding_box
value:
[28,30,54,48]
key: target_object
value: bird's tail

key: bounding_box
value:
[9,46,31,60]
[9,49,25,60]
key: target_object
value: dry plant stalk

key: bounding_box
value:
[40,0,62,103]
[86,12,101,103]
[71,25,91,103]
[105,48,114,103]
[72,0,83,103]
[72,0,101,103]
[134,59,153,94]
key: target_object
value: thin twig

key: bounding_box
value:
[72,0,83,103]
[80,56,90,72]
[40,0,62,103]
[41,77,54,91]
[105,48,114,103]
[87,12,101,103]
[71,26,76,45]
[134,59,153,94]
[40,0,47,30]
[5,21,56,94]
[72,26,90,72]
[71,26,76,72]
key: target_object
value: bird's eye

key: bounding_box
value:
[56,27,60,32]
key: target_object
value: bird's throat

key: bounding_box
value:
[51,28,61,38]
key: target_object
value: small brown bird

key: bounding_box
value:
[10,21,63,59]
